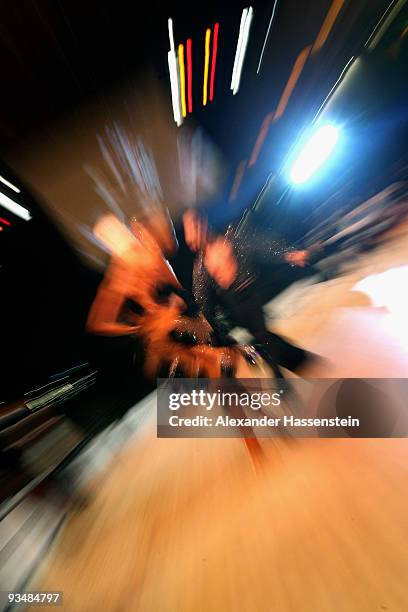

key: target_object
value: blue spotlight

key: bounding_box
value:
[289,124,340,185]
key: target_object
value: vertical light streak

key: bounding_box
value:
[175,54,183,120]
[168,17,175,52]
[257,0,280,74]
[232,7,254,95]
[167,17,182,126]
[231,8,248,90]
[209,23,219,102]
[187,38,193,113]
[203,28,211,106]
[168,51,182,126]
[178,44,187,118]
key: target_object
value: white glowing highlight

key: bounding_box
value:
[231,7,253,95]
[0,192,31,221]
[354,265,408,348]
[0,175,20,193]
[168,18,175,53]
[313,56,357,122]
[231,9,248,89]
[167,18,183,127]
[168,51,182,126]
[364,0,406,51]
[290,125,339,184]
[257,0,279,74]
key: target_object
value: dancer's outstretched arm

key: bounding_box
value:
[87,280,139,336]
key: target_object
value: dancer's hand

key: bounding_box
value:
[204,238,237,289]
[285,250,309,267]
[183,209,207,252]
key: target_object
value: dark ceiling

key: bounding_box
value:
[0,0,392,161]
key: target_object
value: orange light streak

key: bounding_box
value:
[312,0,344,54]
[274,45,311,121]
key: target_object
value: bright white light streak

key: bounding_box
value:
[232,7,254,95]
[257,0,279,74]
[0,176,20,193]
[0,191,31,221]
[364,0,406,51]
[168,18,175,52]
[231,8,248,90]
[290,125,339,184]
[167,18,183,126]
[168,50,182,126]
[313,56,357,122]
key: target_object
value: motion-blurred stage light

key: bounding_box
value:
[289,124,339,185]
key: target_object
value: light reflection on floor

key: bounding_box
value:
[354,264,408,349]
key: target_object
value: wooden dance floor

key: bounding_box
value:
[30,229,408,611]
